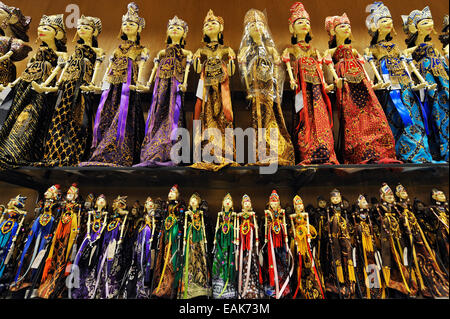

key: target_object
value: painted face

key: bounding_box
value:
[269,200,280,210]
[433,191,447,203]
[292,18,310,35]
[168,189,178,201]
[331,194,342,205]
[37,25,56,43]
[248,21,265,39]
[378,17,393,35]
[383,193,395,204]
[223,197,232,209]
[66,193,75,201]
[397,190,409,200]
[242,200,252,210]
[44,188,56,200]
[145,198,154,210]
[358,198,369,209]
[203,20,221,39]
[0,8,9,25]
[189,196,199,209]
[318,200,327,208]
[417,18,434,35]
[335,23,351,40]
[295,202,305,212]
[96,197,106,209]
[7,198,18,209]
[122,20,139,37]
[167,24,184,43]
[77,24,94,42]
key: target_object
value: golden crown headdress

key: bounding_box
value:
[244,9,268,27]
[289,2,310,24]
[168,15,189,34]
[365,2,391,31]
[39,14,65,34]
[78,15,102,35]
[401,7,432,34]
[122,2,145,29]
[325,13,350,38]
[204,9,224,26]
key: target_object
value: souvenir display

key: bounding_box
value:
[402,7,449,162]
[289,195,325,299]
[365,2,434,164]
[134,16,192,167]
[322,189,357,298]
[212,193,237,299]
[323,13,398,164]
[179,193,210,299]
[236,195,263,299]
[32,15,104,167]
[262,190,293,299]
[10,185,62,295]
[283,2,338,165]
[0,195,27,282]
[81,2,147,167]
[190,10,237,170]
[376,183,418,297]
[0,1,31,93]
[151,185,185,299]
[394,184,449,297]
[70,194,108,299]
[238,9,295,166]
[0,14,66,168]
[351,194,384,298]
[91,195,129,298]
[38,184,80,298]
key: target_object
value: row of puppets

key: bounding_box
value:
[0,2,448,169]
[0,183,448,299]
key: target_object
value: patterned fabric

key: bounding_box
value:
[136,44,186,167]
[245,43,295,166]
[412,43,449,161]
[191,42,236,171]
[332,45,397,164]
[0,36,32,85]
[283,44,339,165]
[34,44,97,167]
[80,41,145,167]
[0,47,58,168]
[370,41,434,163]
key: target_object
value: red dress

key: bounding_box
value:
[283,44,339,165]
[329,45,398,164]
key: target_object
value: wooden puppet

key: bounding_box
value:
[238,9,295,166]
[282,2,338,165]
[365,1,434,164]
[134,16,192,167]
[0,14,67,168]
[81,2,148,167]
[402,7,449,162]
[190,9,237,171]
[322,13,398,164]
[427,189,449,271]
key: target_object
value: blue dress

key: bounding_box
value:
[412,43,449,162]
[369,41,434,163]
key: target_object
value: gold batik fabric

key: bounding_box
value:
[191,43,237,171]
[107,41,146,85]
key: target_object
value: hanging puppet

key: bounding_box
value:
[427,189,449,271]
[236,195,263,299]
[81,2,147,167]
[323,13,398,164]
[282,2,338,165]
[32,15,105,167]
[212,193,237,299]
[0,14,66,168]
[289,195,325,299]
[238,9,295,166]
[179,193,211,299]
[133,16,192,167]
[151,185,185,299]
[262,190,293,299]
[402,7,449,162]
[365,2,434,164]
[190,10,237,171]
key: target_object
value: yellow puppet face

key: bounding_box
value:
[223,196,233,210]
[248,21,266,39]
[417,18,434,35]
[144,197,154,210]
[37,25,57,42]
[334,23,351,40]
[96,197,106,209]
[292,18,311,36]
[77,24,94,42]
[378,17,393,35]
[331,194,342,205]
[167,24,185,43]
[168,188,179,201]
[122,20,139,38]
[433,191,447,203]
[0,8,9,24]
[203,19,222,39]
[189,196,199,209]
[382,193,395,204]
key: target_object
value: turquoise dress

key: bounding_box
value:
[412,43,449,162]
[369,41,433,163]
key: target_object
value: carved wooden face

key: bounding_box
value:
[358,197,369,209]
[96,197,106,209]
[145,198,154,210]
[167,24,185,44]
[417,18,434,36]
[382,193,395,204]
[269,200,280,211]
[0,8,9,25]
[248,21,266,40]
[330,194,342,205]
[433,191,447,203]
[377,17,394,36]
[223,196,233,210]
[77,24,94,43]
[168,189,178,201]
[292,18,310,36]
[122,20,139,38]
[37,25,57,43]
[242,200,252,211]
[294,202,305,212]
[334,23,351,41]
[203,19,222,39]
[189,196,199,210]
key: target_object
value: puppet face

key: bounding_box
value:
[331,194,342,205]
[96,197,106,209]
[269,200,280,211]
[417,18,434,36]
[433,191,447,203]
[77,24,94,42]
[37,25,57,43]
[189,196,199,209]
[377,17,393,35]
[294,202,305,212]
[248,21,266,40]
[145,198,154,210]
[358,197,369,210]
[122,20,139,38]
[203,19,222,39]
[292,18,310,36]
[0,8,9,25]
[168,189,178,201]
[382,193,395,204]
[242,200,252,211]
[335,23,351,41]
[167,24,185,44]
